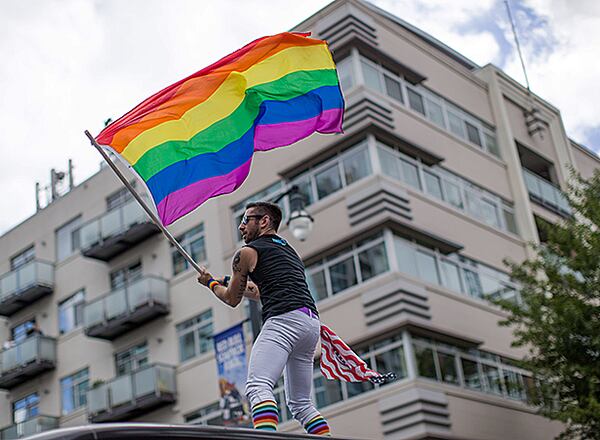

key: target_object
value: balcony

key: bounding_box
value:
[0,261,54,316]
[78,198,159,261]
[84,276,169,340]
[523,168,571,216]
[0,416,59,440]
[0,336,56,389]
[87,364,176,422]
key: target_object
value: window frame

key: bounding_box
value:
[176,310,214,362]
[172,224,207,275]
[60,368,89,415]
[58,289,86,335]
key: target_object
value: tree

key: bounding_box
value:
[499,170,600,439]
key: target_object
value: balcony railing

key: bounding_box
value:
[87,363,176,422]
[523,169,571,215]
[84,276,169,340]
[78,198,159,261]
[0,336,56,389]
[0,260,54,316]
[0,416,59,440]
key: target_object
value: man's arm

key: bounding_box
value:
[197,247,257,307]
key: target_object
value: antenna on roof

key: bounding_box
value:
[504,0,545,139]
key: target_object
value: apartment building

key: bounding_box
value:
[1,1,598,439]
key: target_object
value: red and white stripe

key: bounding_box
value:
[319,324,381,382]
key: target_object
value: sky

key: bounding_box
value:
[1,0,599,234]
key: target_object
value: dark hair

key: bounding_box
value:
[245,201,283,231]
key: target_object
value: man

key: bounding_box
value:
[197,201,331,436]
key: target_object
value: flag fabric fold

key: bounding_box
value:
[320,324,396,384]
[95,32,344,225]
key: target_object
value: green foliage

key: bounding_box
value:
[499,169,600,439]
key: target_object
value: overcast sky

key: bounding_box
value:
[1,0,599,235]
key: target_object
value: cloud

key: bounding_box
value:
[0,0,598,234]
[499,0,600,148]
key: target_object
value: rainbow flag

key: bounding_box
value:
[96,32,344,225]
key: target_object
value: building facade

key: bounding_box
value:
[0,1,598,439]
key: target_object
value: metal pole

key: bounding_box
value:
[84,130,203,274]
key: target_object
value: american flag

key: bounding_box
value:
[320,324,396,384]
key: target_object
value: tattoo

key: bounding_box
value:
[235,273,248,301]
[232,251,242,273]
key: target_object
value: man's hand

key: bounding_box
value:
[197,266,213,287]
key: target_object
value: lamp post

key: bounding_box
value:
[249,185,314,340]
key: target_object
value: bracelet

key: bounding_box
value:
[207,278,220,292]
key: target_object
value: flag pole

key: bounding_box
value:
[84,130,203,274]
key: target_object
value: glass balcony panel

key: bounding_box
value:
[19,338,38,365]
[2,347,18,372]
[79,222,100,249]
[101,209,121,239]
[1,272,18,298]
[105,289,127,320]
[36,262,54,286]
[133,367,155,397]
[88,386,109,414]
[16,264,35,291]
[110,375,133,406]
[148,278,169,304]
[38,338,55,361]
[123,201,145,228]
[127,279,148,311]
[84,300,104,328]
[155,365,176,393]
[539,179,559,207]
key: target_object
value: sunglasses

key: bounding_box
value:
[241,214,265,225]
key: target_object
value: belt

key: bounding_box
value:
[297,306,319,319]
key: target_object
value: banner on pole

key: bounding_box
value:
[213,322,250,426]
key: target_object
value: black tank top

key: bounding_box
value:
[244,234,318,322]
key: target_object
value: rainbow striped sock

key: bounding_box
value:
[252,400,279,431]
[305,415,331,436]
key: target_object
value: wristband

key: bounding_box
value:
[207,278,220,292]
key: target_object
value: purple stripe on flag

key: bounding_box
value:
[157,159,253,225]
[254,107,343,152]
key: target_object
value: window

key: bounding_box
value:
[413,336,531,401]
[61,369,89,415]
[360,60,383,93]
[407,87,425,115]
[10,246,35,271]
[185,402,224,426]
[13,393,39,424]
[377,142,516,235]
[346,53,500,157]
[106,187,133,211]
[177,310,213,362]
[110,262,142,289]
[384,75,403,103]
[336,58,354,92]
[58,290,85,334]
[11,319,36,342]
[56,216,82,261]
[393,234,520,305]
[465,121,482,146]
[115,342,149,376]
[306,233,389,301]
[314,164,342,199]
[290,142,373,205]
[425,97,445,128]
[173,225,206,275]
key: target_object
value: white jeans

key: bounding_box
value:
[245,308,321,426]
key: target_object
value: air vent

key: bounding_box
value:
[379,387,451,439]
[344,97,394,131]
[362,279,431,327]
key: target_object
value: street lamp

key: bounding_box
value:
[286,187,314,241]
